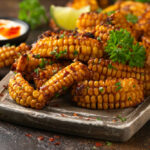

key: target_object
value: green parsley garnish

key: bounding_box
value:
[49,61,54,65]
[62,86,67,91]
[18,0,48,29]
[55,49,67,59]
[135,0,150,3]
[55,93,60,98]
[34,54,40,59]
[34,68,39,75]
[97,117,101,121]
[97,37,101,41]
[128,97,132,101]
[133,85,136,88]
[73,50,78,56]
[4,43,10,47]
[106,141,112,146]
[105,28,146,67]
[106,11,115,16]
[108,64,117,70]
[39,58,48,68]
[27,55,30,61]
[60,33,64,38]
[99,87,104,92]
[117,115,126,122]
[52,69,57,73]
[126,13,138,24]
[98,59,101,63]
[96,8,102,13]
[115,82,122,91]
[50,48,57,55]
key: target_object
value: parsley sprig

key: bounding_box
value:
[105,29,146,67]
[125,13,138,24]
[19,0,48,29]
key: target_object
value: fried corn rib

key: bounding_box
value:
[76,12,108,33]
[9,61,90,109]
[30,33,103,62]
[88,58,150,96]
[72,78,144,109]
[68,0,99,11]
[12,54,53,73]
[9,73,46,109]
[0,43,30,68]
[33,63,67,89]
[40,61,90,99]
[142,35,150,66]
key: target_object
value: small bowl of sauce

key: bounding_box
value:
[0,17,30,46]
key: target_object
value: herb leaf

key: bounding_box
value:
[105,28,146,67]
[126,13,138,24]
[18,0,48,29]
[99,87,104,92]
[117,115,126,122]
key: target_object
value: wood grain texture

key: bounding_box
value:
[0,0,149,149]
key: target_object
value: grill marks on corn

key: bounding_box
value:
[30,33,104,62]
[33,63,67,89]
[0,43,30,68]
[88,58,150,96]
[8,73,46,109]
[40,61,90,99]
[72,78,144,110]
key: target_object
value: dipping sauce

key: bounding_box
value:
[0,19,26,40]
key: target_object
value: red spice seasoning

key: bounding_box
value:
[49,137,55,142]
[37,136,44,141]
[54,142,60,145]
[25,133,32,137]
[95,142,103,147]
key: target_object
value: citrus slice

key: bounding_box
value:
[50,5,90,30]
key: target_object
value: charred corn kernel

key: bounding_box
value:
[119,1,150,17]
[88,58,150,96]
[142,36,150,66]
[138,10,150,36]
[8,73,46,109]
[30,33,103,62]
[69,0,99,11]
[77,12,108,33]
[0,43,29,68]
[40,61,90,99]
[33,63,67,88]
[12,54,53,73]
[72,78,144,110]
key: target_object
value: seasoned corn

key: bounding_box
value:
[0,43,30,68]
[40,61,90,99]
[33,63,67,88]
[31,33,103,62]
[9,73,46,109]
[72,78,144,109]
[88,58,150,96]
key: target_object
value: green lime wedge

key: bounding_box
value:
[50,5,90,30]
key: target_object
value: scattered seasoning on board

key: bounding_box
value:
[73,113,78,116]
[25,133,32,137]
[49,137,55,142]
[95,142,103,147]
[54,142,60,145]
[97,117,101,121]
[61,113,65,117]
[0,93,4,97]
[37,136,44,141]
[106,141,112,146]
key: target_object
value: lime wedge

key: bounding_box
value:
[50,5,90,30]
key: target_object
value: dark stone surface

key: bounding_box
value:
[0,0,150,149]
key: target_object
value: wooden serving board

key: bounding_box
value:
[0,71,150,142]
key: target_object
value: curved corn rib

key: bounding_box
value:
[88,58,150,96]
[40,61,90,99]
[76,12,108,33]
[30,34,103,62]
[142,35,150,67]
[33,63,67,89]
[72,78,144,109]
[0,43,30,68]
[9,73,46,109]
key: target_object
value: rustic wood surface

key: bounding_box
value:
[0,0,150,150]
